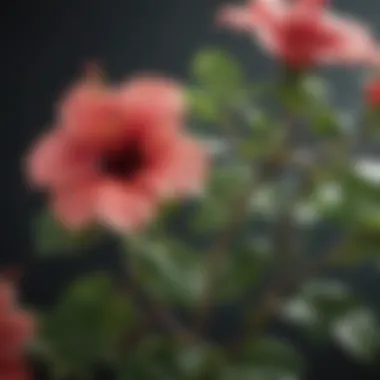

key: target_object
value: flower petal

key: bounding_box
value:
[51,182,98,230]
[118,75,186,129]
[58,75,126,149]
[96,182,156,233]
[321,15,377,65]
[26,131,96,190]
[147,136,209,198]
[0,282,15,312]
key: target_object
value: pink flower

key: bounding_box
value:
[26,67,208,233]
[0,280,34,380]
[217,0,378,69]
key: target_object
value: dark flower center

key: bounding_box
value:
[100,138,146,180]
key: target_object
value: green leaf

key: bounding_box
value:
[208,164,252,200]
[293,180,345,226]
[329,163,380,264]
[226,337,304,380]
[222,366,300,380]
[301,75,330,105]
[117,336,178,380]
[191,197,231,233]
[239,114,283,160]
[217,243,271,301]
[278,73,330,116]
[331,308,380,363]
[187,87,221,123]
[175,344,225,379]
[281,280,363,342]
[248,182,279,219]
[241,337,303,372]
[310,107,341,138]
[190,164,252,234]
[351,159,380,188]
[191,48,243,99]
[32,209,102,256]
[41,273,136,377]
[118,339,225,380]
[127,239,206,307]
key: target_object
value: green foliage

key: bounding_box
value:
[117,338,224,380]
[32,209,102,256]
[191,48,243,97]
[331,308,380,363]
[127,238,207,307]
[191,164,252,234]
[241,336,303,370]
[281,280,358,338]
[240,113,285,161]
[175,344,225,379]
[187,87,221,123]
[281,280,380,361]
[278,73,330,115]
[309,107,342,138]
[293,177,345,226]
[222,337,304,380]
[326,164,380,264]
[218,242,273,301]
[40,273,136,378]
[189,47,247,128]
[117,336,179,380]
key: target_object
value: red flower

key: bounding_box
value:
[26,68,208,233]
[0,281,34,380]
[217,0,378,69]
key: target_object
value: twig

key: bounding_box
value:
[274,112,301,263]
[194,176,259,334]
[118,302,152,353]
[227,239,350,357]
[125,256,198,347]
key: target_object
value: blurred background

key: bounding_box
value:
[2,0,380,378]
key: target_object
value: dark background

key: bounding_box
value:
[2,0,380,378]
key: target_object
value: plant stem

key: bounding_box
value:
[124,247,197,347]
[272,115,299,266]
[227,239,350,357]
[132,273,196,345]
[194,176,260,334]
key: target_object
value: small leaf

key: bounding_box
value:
[41,273,136,376]
[278,73,330,117]
[222,366,300,380]
[176,344,225,379]
[301,75,330,105]
[191,198,231,233]
[281,280,363,342]
[229,337,304,380]
[310,107,341,137]
[127,239,206,307]
[241,337,303,373]
[191,48,243,99]
[293,180,344,226]
[117,336,178,380]
[218,244,270,301]
[353,159,380,186]
[187,87,220,123]
[190,164,252,234]
[32,209,102,256]
[332,308,380,363]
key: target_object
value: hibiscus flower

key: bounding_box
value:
[217,0,378,69]
[26,66,208,233]
[0,280,34,380]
